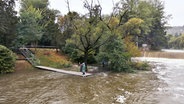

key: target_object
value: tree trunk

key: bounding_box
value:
[33,41,38,53]
[84,51,88,72]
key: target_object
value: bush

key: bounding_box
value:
[132,62,150,71]
[109,51,133,72]
[0,45,16,74]
[124,36,141,57]
[96,37,134,72]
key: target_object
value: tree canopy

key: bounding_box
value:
[17,5,43,46]
[16,0,61,48]
[0,0,18,47]
[0,0,168,72]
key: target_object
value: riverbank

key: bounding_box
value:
[15,60,33,71]
[15,48,104,74]
[142,49,184,59]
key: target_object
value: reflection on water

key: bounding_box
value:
[0,57,184,104]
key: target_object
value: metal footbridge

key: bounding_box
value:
[19,48,92,77]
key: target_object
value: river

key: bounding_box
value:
[134,57,184,104]
[0,51,184,104]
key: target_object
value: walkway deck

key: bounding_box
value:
[35,66,93,77]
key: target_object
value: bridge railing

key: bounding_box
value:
[19,48,40,66]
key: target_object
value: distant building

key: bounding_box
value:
[166,26,184,36]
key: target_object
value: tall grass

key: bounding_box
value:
[33,48,72,69]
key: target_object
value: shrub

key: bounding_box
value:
[109,51,133,72]
[132,62,150,71]
[0,45,16,74]
[124,36,141,57]
[96,37,134,72]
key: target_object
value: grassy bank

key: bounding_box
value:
[33,48,72,69]
[143,51,184,59]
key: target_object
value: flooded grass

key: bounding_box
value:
[143,51,184,59]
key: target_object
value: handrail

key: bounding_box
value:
[19,48,40,66]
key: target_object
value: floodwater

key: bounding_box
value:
[0,51,184,104]
[135,57,184,104]
[0,68,158,104]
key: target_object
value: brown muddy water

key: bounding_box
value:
[1,50,184,104]
[0,67,160,104]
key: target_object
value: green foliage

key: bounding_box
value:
[66,19,110,52]
[10,0,167,73]
[124,36,141,57]
[63,43,82,62]
[131,62,150,71]
[109,50,132,72]
[57,12,79,48]
[96,38,133,72]
[0,0,18,47]
[65,4,113,65]
[18,0,61,47]
[20,0,49,11]
[168,34,184,49]
[138,0,167,50]
[116,0,167,50]
[136,1,153,35]
[39,9,61,46]
[17,5,43,46]
[0,45,16,74]
[122,18,144,37]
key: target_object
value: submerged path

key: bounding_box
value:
[35,66,93,77]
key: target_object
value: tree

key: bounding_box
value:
[19,0,61,47]
[0,0,18,47]
[145,0,167,50]
[64,0,145,71]
[123,36,141,57]
[96,37,132,72]
[122,17,144,42]
[65,1,113,68]
[20,0,49,10]
[168,34,184,49]
[17,5,43,47]
[57,12,80,49]
[39,9,61,47]
[115,0,167,50]
[0,45,16,74]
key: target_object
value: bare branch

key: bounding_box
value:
[91,0,93,10]
[79,35,86,50]
[75,44,85,52]
[84,0,91,11]
[96,0,102,18]
[112,0,115,8]
[118,10,128,26]
[65,0,70,12]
